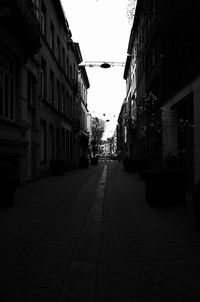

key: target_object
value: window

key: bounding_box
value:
[61,86,64,113]
[66,57,69,76]
[70,96,73,117]
[65,129,69,162]
[41,2,47,37]
[69,64,72,80]
[32,0,39,20]
[27,72,36,105]
[56,37,60,62]
[69,131,73,163]
[57,80,61,111]
[56,128,60,160]
[66,90,69,116]
[73,63,75,81]
[72,98,75,119]
[50,70,54,105]
[0,53,15,120]
[61,128,65,160]
[0,70,3,116]
[50,21,54,51]
[62,47,65,71]
[40,57,46,99]
[40,120,46,162]
[49,124,54,161]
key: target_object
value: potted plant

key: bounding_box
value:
[137,92,187,206]
[90,155,98,165]
[145,153,186,206]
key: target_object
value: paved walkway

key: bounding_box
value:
[95,163,200,302]
[0,165,103,301]
[0,161,199,301]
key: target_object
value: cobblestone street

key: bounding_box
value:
[0,161,199,301]
[94,162,200,302]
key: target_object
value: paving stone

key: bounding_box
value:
[1,162,199,301]
[94,162,200,301]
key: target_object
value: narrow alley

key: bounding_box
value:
[1,1,200,301]
[0,161,199,301]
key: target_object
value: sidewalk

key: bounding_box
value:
[0,166,104,301]
[0,162,199,301]
[94,163,200,302]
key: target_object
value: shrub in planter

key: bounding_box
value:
[90,156,98,165]
[50,160,65,176]
[0,162,20,207]
[192,182,200,230]
[145,169,186,206]
[163,153,182,171]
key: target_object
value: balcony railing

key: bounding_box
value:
[0,0,40,54]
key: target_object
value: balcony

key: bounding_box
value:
[0,0,40,55]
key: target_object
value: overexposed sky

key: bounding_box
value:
[61,0,132,139]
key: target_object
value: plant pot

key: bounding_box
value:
[0,162,20,207]
[145,169,186,206]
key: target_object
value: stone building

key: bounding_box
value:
[77,62,90,162]
[0,0,90,181]
[121,0,200,184]
[87,112,92,157]
[122,53,137,160]
[0,0,41,180]
[117,99,127,159]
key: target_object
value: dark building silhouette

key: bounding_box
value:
[0,0,90,181]
[121,0,200,184]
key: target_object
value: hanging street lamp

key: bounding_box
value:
[79,61,125,68]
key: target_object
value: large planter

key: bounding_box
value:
[145,169,186,206]
[137,159,149,179]
[90,157,98,165]
[192,182,200,230]
[0,162,20,207]
[50,160,65,176]
[122,158,138,173]
[79,156,89,168]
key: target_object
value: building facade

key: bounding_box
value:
[120,0,200,184]
[87,112,92,157]
[77,63,90,162]
[117,100,127,159]
[0,0,41,180]
[122,53,137,160]
[0,0,90,181]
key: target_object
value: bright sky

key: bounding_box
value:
[61,0,133,139]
